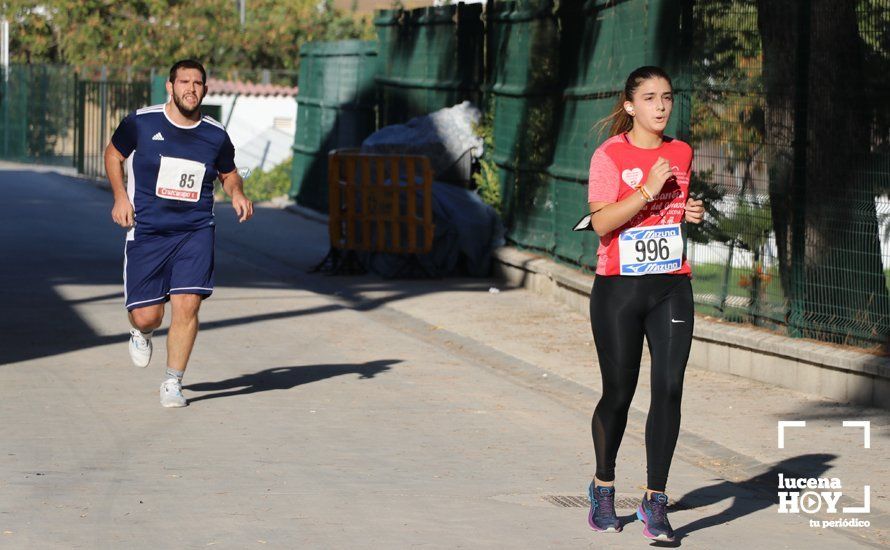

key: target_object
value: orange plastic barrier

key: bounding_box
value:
[328,149,435,255]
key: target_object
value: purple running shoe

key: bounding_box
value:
[587,481,621,532]
[636,492,675,542]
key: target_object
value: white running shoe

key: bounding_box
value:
[160,378,188,408]
[128,329,153,368]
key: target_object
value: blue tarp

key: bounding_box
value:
[359,182,505,278]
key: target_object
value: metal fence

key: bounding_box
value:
[688,0,890,347]
[74,80,150,177]
[0,65,150,175]
[0,64,77,166]
[3,0,889,349]
[479,0,889,349]
[0,63,290,177]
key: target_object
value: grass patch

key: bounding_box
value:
[691,261,786,318]
[216,158,293,203]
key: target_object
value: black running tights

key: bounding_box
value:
[589,274,694,492]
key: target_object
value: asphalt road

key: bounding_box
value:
[0,170,883,549]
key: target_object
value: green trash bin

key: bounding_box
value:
[290,40,378,213]
[375,3,483,126]
[488,0,562,250]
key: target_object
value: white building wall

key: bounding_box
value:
[201,94,297,172]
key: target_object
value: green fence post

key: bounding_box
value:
[718,245,735,313]
[99,81,108,168]
[76,79,85,174]
[37,66,47,162]
[2,66,7,158]
[20,66,28,162]
[151,75,168,105]
[789,0,811,338]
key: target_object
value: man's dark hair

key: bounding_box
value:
[169,59,207,84]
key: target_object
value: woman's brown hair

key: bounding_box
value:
[595,66,673,139]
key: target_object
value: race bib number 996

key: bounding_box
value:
[618,224,684,275]
[155,156,206,202]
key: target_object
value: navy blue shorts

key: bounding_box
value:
[124,227,215,311]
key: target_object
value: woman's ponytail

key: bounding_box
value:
[595,92,634,139]
[592,66,673,140]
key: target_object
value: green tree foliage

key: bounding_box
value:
[753,0,888,343]
[3,2,60,63]
[243,157,293,202]
[859,0,890,161]
[688,0,760,247]
[692,0,890,344]
[1,0,374,70]
[471,105,500,213]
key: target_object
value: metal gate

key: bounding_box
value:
[74,80,150,177]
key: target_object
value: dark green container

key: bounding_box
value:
[289,40,378,212]
[488,0,564,252]
[508,169,556,252]
[489,0,559,169]
[373,9,400,87]
[375,3,484,126]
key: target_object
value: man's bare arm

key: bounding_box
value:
[218,169,254,223]
[104,143,134,228]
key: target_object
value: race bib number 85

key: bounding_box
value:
[618,224,683,275]
[156,156,206,202]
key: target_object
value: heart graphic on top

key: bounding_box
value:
[621,168,644,188]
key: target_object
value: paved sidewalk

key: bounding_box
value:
[0,170,887,549]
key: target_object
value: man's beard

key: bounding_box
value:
[173,92,201,116]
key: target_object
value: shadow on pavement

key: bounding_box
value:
[1,169,512,366]
[670,453,837,545]
[183,359,399,403]
[775,402,890,440]
[0,171,128,366]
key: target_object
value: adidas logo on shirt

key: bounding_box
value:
[152,132,164,141]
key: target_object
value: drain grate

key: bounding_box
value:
[544,495,592,508]
[543,495,692,510]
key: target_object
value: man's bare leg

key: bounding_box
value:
[167,294,202,373]
[127,304,164,368]
[160,294,202,408]
[129,304,164,333]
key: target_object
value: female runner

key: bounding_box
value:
[584,66,704,542]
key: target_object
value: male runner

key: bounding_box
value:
[104,59,253,408]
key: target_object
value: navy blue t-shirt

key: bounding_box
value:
[111,103,236,234]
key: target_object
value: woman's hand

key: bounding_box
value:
[684,197,704,224]
[641,156,675,197]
